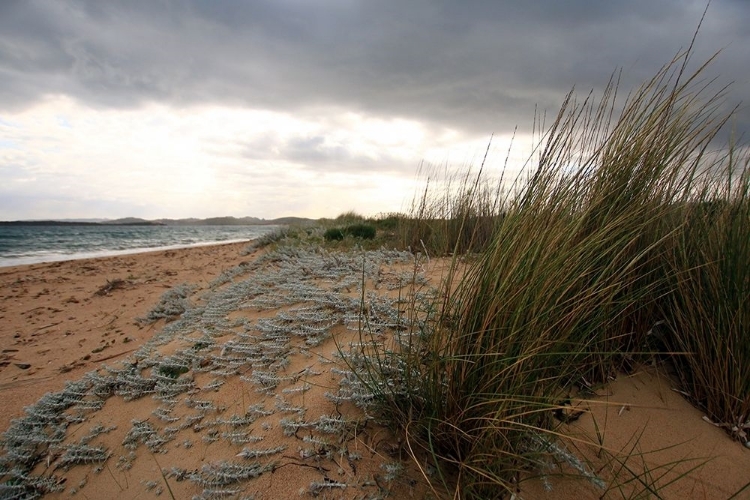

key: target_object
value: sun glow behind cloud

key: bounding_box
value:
[0,96,525,220]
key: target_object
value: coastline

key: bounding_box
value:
[0,238,254,268]
[0,223,283,268]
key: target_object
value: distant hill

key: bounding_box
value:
[0,220,101,226]
[268,217,317,226]
[154,216,263,226]
[0,217,315,226]
[1,216,315,226]
[152,216,314,226]
[0,219,162,226]
[108,217,165,225]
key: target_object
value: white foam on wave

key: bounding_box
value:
[0,238,252,268]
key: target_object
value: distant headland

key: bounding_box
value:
[0,216,313,226]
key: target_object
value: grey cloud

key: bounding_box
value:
[1,0,749,136]
[0,188,153,220]
[239,133,410,174]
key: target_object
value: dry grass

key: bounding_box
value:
[349,45,750,499]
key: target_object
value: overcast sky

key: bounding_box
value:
[1,0,748,220]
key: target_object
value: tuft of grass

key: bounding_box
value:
[396,154,502,256]
[345,223,376,240]
[661,168,750,435]
[333,210,366,225]
[348,44,749,499]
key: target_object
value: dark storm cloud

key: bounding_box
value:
[1,0,749,136]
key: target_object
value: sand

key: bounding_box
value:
[519,367,750,499]
[0,241,437,499]
[0,241,748,499]
[0,242,253,433]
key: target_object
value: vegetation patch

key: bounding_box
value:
[323,227,345,241]
[344,223,376,239]
[137,284,193,324]
[346,48,750,498]
[157,365,190,379]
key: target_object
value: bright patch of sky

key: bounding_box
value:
[0,96,522,220]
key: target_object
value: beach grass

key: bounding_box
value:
[662,168,750,435]
[345,47,750,498]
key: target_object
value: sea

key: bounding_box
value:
[0,224,283,268]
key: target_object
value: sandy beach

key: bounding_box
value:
[1,240,748,499]
[0,241,255,432]
[0,240,438,499]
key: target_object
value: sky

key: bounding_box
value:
[1,1,749,221]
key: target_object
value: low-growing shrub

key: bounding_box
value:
[323,224,377,241]
[138,284,193,324]
[345,223,376,240]
[323,228,345,241]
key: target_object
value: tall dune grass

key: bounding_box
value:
[351,49,749,498]
[397,157,503,256]
[663,165,750,435]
